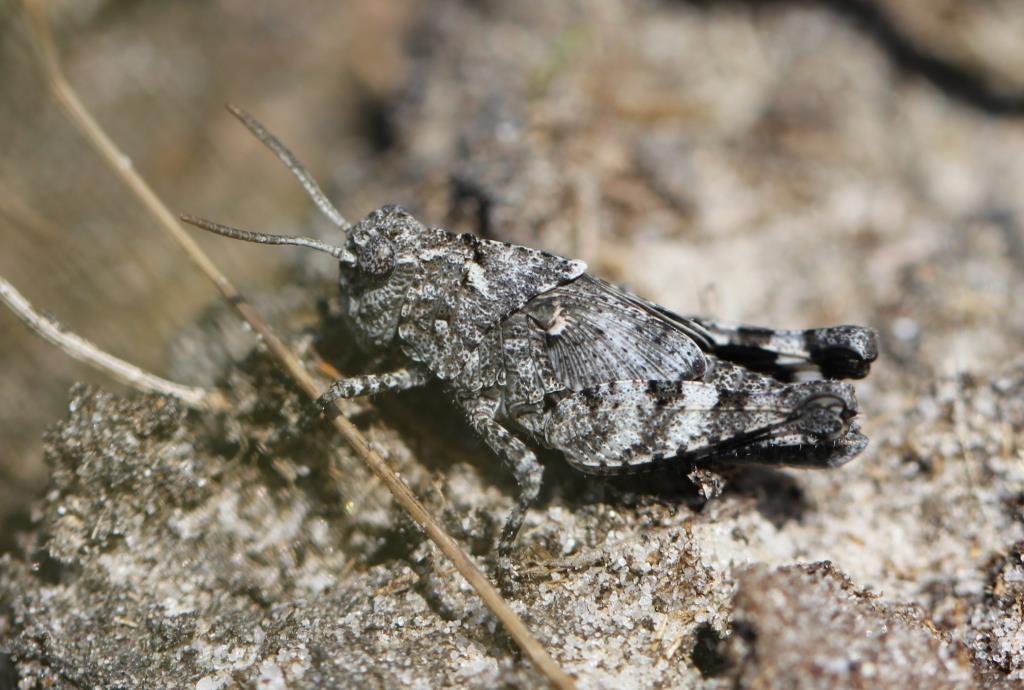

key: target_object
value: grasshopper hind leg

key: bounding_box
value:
[693,319,878,381]
[542,379,865,475]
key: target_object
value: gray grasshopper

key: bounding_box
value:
[183,108,878,556]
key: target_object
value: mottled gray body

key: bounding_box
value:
[316,206,876,553]
[185,110,878,557]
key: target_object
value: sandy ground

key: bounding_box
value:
[2,1,1024,688]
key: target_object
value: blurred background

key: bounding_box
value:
[2,0,1024,579]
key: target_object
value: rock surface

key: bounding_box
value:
[3,1,1024,688]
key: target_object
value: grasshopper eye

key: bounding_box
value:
[357,237,396,279]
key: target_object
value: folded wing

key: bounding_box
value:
[518,275,710,391]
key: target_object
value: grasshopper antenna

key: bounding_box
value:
[225,104,351,231]
[180,214,357,264]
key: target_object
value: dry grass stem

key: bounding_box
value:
[22,2,575,687]
[0,275,211,409]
